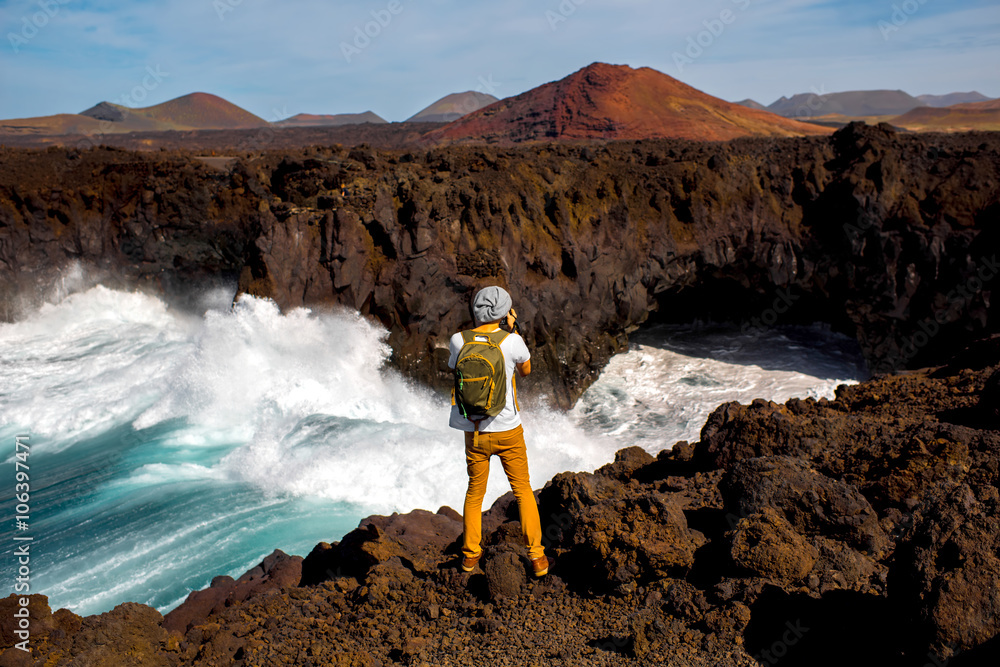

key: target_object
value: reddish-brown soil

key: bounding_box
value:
[0,122,441,151]
[133,92,267,129]
[893,99,1000,132]
[425,63,831,144]
[275,112,388,127]
[0,92,267,138]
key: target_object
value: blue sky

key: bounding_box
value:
[1,0,997,121]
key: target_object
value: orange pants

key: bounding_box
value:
[462,424,545,561]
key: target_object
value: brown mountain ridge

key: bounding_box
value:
[425,62,831,144]
[892,98,1000,132]
[406,91,500,123]
[1,92,267,137]
[274,111,387,127]
[119,92,268,129]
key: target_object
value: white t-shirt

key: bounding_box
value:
[448,328,530,433]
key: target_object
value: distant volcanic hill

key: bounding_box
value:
[79,101,133,123]
[767,89,922,118]
[0,113,119,137]
[917,92,992,108]
[1,92,266,137]
[424,63,829,144]
[406,91,499,123]
[274,111,387,127]
[123,92,267,129]
[892,98,1000,132]
[735,99,767,111]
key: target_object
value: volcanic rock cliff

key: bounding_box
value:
[1,123,998,407]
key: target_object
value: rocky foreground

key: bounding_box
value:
[3,341,999,666]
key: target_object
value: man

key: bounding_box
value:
[448,285,550,577]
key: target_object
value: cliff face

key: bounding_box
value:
[1,124,999,406]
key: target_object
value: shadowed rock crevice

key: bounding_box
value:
[743,588,908,667]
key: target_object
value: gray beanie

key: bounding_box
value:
[472,286,512,324]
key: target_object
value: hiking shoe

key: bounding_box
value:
[461,554,481,572]
[532,556,553,577]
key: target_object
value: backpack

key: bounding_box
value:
[454,329,509,423]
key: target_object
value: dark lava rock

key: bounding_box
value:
[660,580,710,622]
[542,470,707,589]
[0,595,82,666]
[596,445,656,481]
[482,545,527,600]
[729,506,818,583]
[890,483,1000,660]
[721,456,890,558]
[164,549,301,636]
[50,602,169,667]
[300,506,462,584]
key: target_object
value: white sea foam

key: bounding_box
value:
[125,291,611,512]
[2,285,862,511]
[0,284,864,617]
[113,462,225,488]
[0,285,192,453]
[572,323,863,452]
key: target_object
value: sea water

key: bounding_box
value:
[0,283,864,616]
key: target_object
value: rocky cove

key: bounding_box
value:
[1,123,999,665]
[2,123,998,406]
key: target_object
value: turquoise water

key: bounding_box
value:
[0,280,863,617]
[7,419,360,613]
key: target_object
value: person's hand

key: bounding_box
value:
[505,308,517,331]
